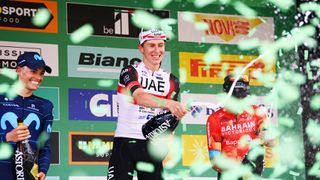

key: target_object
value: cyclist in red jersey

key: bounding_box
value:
[206,75,274,179]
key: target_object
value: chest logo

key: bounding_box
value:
[1,112,40,130]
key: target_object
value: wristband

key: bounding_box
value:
[209,150,221,160]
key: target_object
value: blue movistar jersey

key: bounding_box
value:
[0,93,54,179]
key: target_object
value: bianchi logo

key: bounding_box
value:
[78,52,141,67]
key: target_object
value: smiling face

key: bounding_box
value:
[138,39,165,71]
[16,66,45,96]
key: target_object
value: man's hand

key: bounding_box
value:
[212,165,222,172]
[37,172,46,180]
[165,100,187,119]
[5,125,30,142]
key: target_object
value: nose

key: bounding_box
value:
[34,73,44,81]
[154,45,161,52]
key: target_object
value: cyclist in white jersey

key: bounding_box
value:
[107,29,187,180]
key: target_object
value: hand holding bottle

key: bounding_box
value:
[6,124,31,142]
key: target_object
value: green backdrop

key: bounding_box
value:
[0,0,306,179]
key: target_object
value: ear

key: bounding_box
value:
[138,44,144,54]
[16,66,22,74]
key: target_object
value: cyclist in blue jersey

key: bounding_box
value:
[0,52,54,180]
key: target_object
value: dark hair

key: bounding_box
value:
[223,75,250,98]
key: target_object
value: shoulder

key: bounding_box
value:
[169,72,178,79]
[208,107,224,120]
[0,94,5,100]
[32,95,54,109]
[120,64,136,75]
[167,72,179,84]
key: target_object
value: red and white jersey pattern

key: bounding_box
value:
[206,105,265,161]
[116,62,179,139]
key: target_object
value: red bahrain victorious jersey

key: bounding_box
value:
[206,105,265,161]
[116,62,180,139]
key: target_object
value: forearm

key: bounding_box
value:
[134,90,169,108]
[38,145,51,173]
[0,133,7,142]
[209,150,222,172]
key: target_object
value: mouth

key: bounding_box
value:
[152,54,162,59]
[31,81,40,85]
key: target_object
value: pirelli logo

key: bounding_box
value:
[179,52,276,86]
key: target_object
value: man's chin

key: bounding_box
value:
[28,85,40,91]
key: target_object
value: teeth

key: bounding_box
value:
[31,81,39,85]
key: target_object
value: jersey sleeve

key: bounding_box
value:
[119,65,141,95]
[206,113,222,151]
[38,100,54,174]
[253,105,268,133]
[167,73,180,101]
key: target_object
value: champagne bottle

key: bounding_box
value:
[14,118,38,180]
[142,111,179,140]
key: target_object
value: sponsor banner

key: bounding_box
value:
[178,12,274,44]
[69,177,175,180]
[265,144,278,168]
[50,131,60,164]
[182,135,211,166]
[69,177,107,180]
[183,178,280,180]
[184,178,216,180]
[68,88,117,121]
[35,87,60,120]
[68,45,171,79]
[182,135,277,168]
[181,93,278,125]
[46,177,60,180]
[179,52,275,86]
[0,0,58,33]
[69,132,114,164]
[0,41,59,76]
[67,3,169,38]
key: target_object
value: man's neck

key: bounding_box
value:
[143,61,160,72]
[19,89,33,97]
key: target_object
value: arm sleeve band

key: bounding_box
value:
[209,150,221,160]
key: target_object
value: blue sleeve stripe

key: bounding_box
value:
[209,150,221,160]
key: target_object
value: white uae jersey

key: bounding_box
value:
[115,62,180,139]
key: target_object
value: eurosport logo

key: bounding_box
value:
[0,41,59,76]
[0,0,57,32]
[68,45,171,79]
[68,88,117,121]
[69,132,114,164]
[67,3,169,38]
